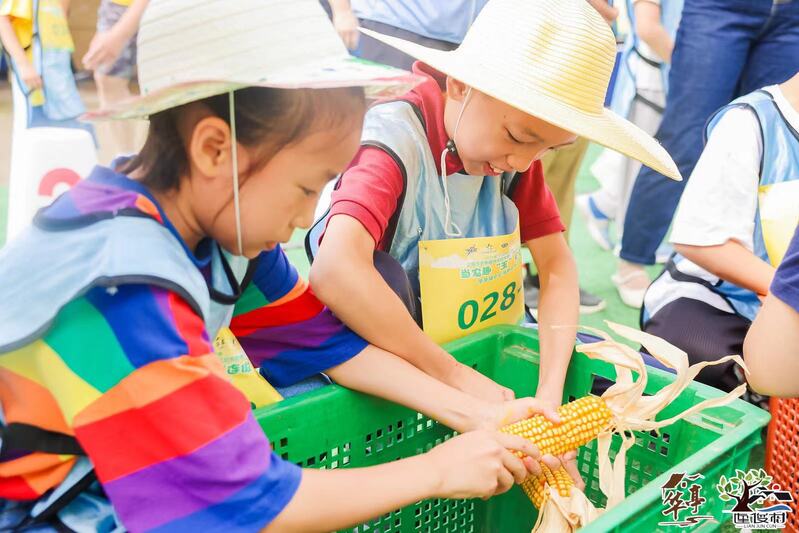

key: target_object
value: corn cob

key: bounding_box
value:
[501,395,612,457]
[521,464,574,508]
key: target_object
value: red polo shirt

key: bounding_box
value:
[328,62,565,250]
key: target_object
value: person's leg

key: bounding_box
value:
[736,0,799,96]
[94,1,139,161]
[619,0,769,267]
[615,88,665,241]
[587,148,626,221]
[94,74,137,160]
[531,137,605,313]
[643,298,751,392]
[614,0,769,306]
[540,137,589,241]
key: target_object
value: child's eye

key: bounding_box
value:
[506,129,522,144]
[300,186,317,197]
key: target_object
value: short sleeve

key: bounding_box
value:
[771,227,799,312]
[230,246,368,387]
[48,284,302,532]
[670,107,762,250]
[510,160,565,242]
[327,145,406,249]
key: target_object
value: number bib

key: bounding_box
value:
[214,327,284,408]
[418,225,525,344]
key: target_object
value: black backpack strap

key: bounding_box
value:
[0,422,94,531]
[503,172,524,199]
[0,423,85,457]
[306,99,423,262]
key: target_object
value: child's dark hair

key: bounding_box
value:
[121,86,366,191]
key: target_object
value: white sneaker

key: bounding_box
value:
[577,194,614,251]
[611,266,651,308]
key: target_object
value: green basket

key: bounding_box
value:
[254,326,769,532]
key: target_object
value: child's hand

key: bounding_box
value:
[448,362,515,403]
[423,430,541,500]
[484,396,561,430]
[586,0,619,24]
[332,8,360,50]
[82,30,128,71]
[464,396,560,435]
[559,450,586,490]
[19,61,42,90]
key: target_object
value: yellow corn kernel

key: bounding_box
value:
[521,473,548,508]
[500,395,612,457]
[522,465,574,508]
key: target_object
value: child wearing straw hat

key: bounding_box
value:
[0,1,561,531]
[308,0,681,410]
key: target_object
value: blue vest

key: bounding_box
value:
[0,214,246,354]
[5,0,93,136]
[610,0,683,119]
[307,100,519,296]
[644,89,799,323]
[0,194,248,529]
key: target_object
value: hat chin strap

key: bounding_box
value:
[229,91,244,256]
[439,87,472,238]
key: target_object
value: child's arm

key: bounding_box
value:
[745,226,799,397]
[744,292,799,397]
[311,215,513,403]
[82,0,149,71]
[634,0,674,63]
[327,0,359,50]
[326,343,560,434]
[526,233,578,409]
[586,0,619,24]
[61,285,539,532]
[674,241,775,297]
[670,105,769,294]
[232,247,517,420]
[266,430,542,533]
[0,15,41,89]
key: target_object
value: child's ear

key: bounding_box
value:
[446,77,471,102]
[188,116,233,179]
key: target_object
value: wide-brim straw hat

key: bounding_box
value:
[87,0,423,120]
[361,0,681,180]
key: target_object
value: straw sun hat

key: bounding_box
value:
[362,0,681,180]
[87,0,423,120]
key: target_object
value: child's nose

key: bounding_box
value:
[295,201,316,230]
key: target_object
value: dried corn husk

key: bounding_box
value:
[532,484,601,533]
[531,321,748,532]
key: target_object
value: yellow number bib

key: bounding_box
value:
[213,327,283,409]
[759,181,799,266]
[418,225,525,344]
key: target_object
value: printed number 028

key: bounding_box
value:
[457,282,517,330]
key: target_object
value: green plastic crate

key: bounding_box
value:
[254,325,770,532]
